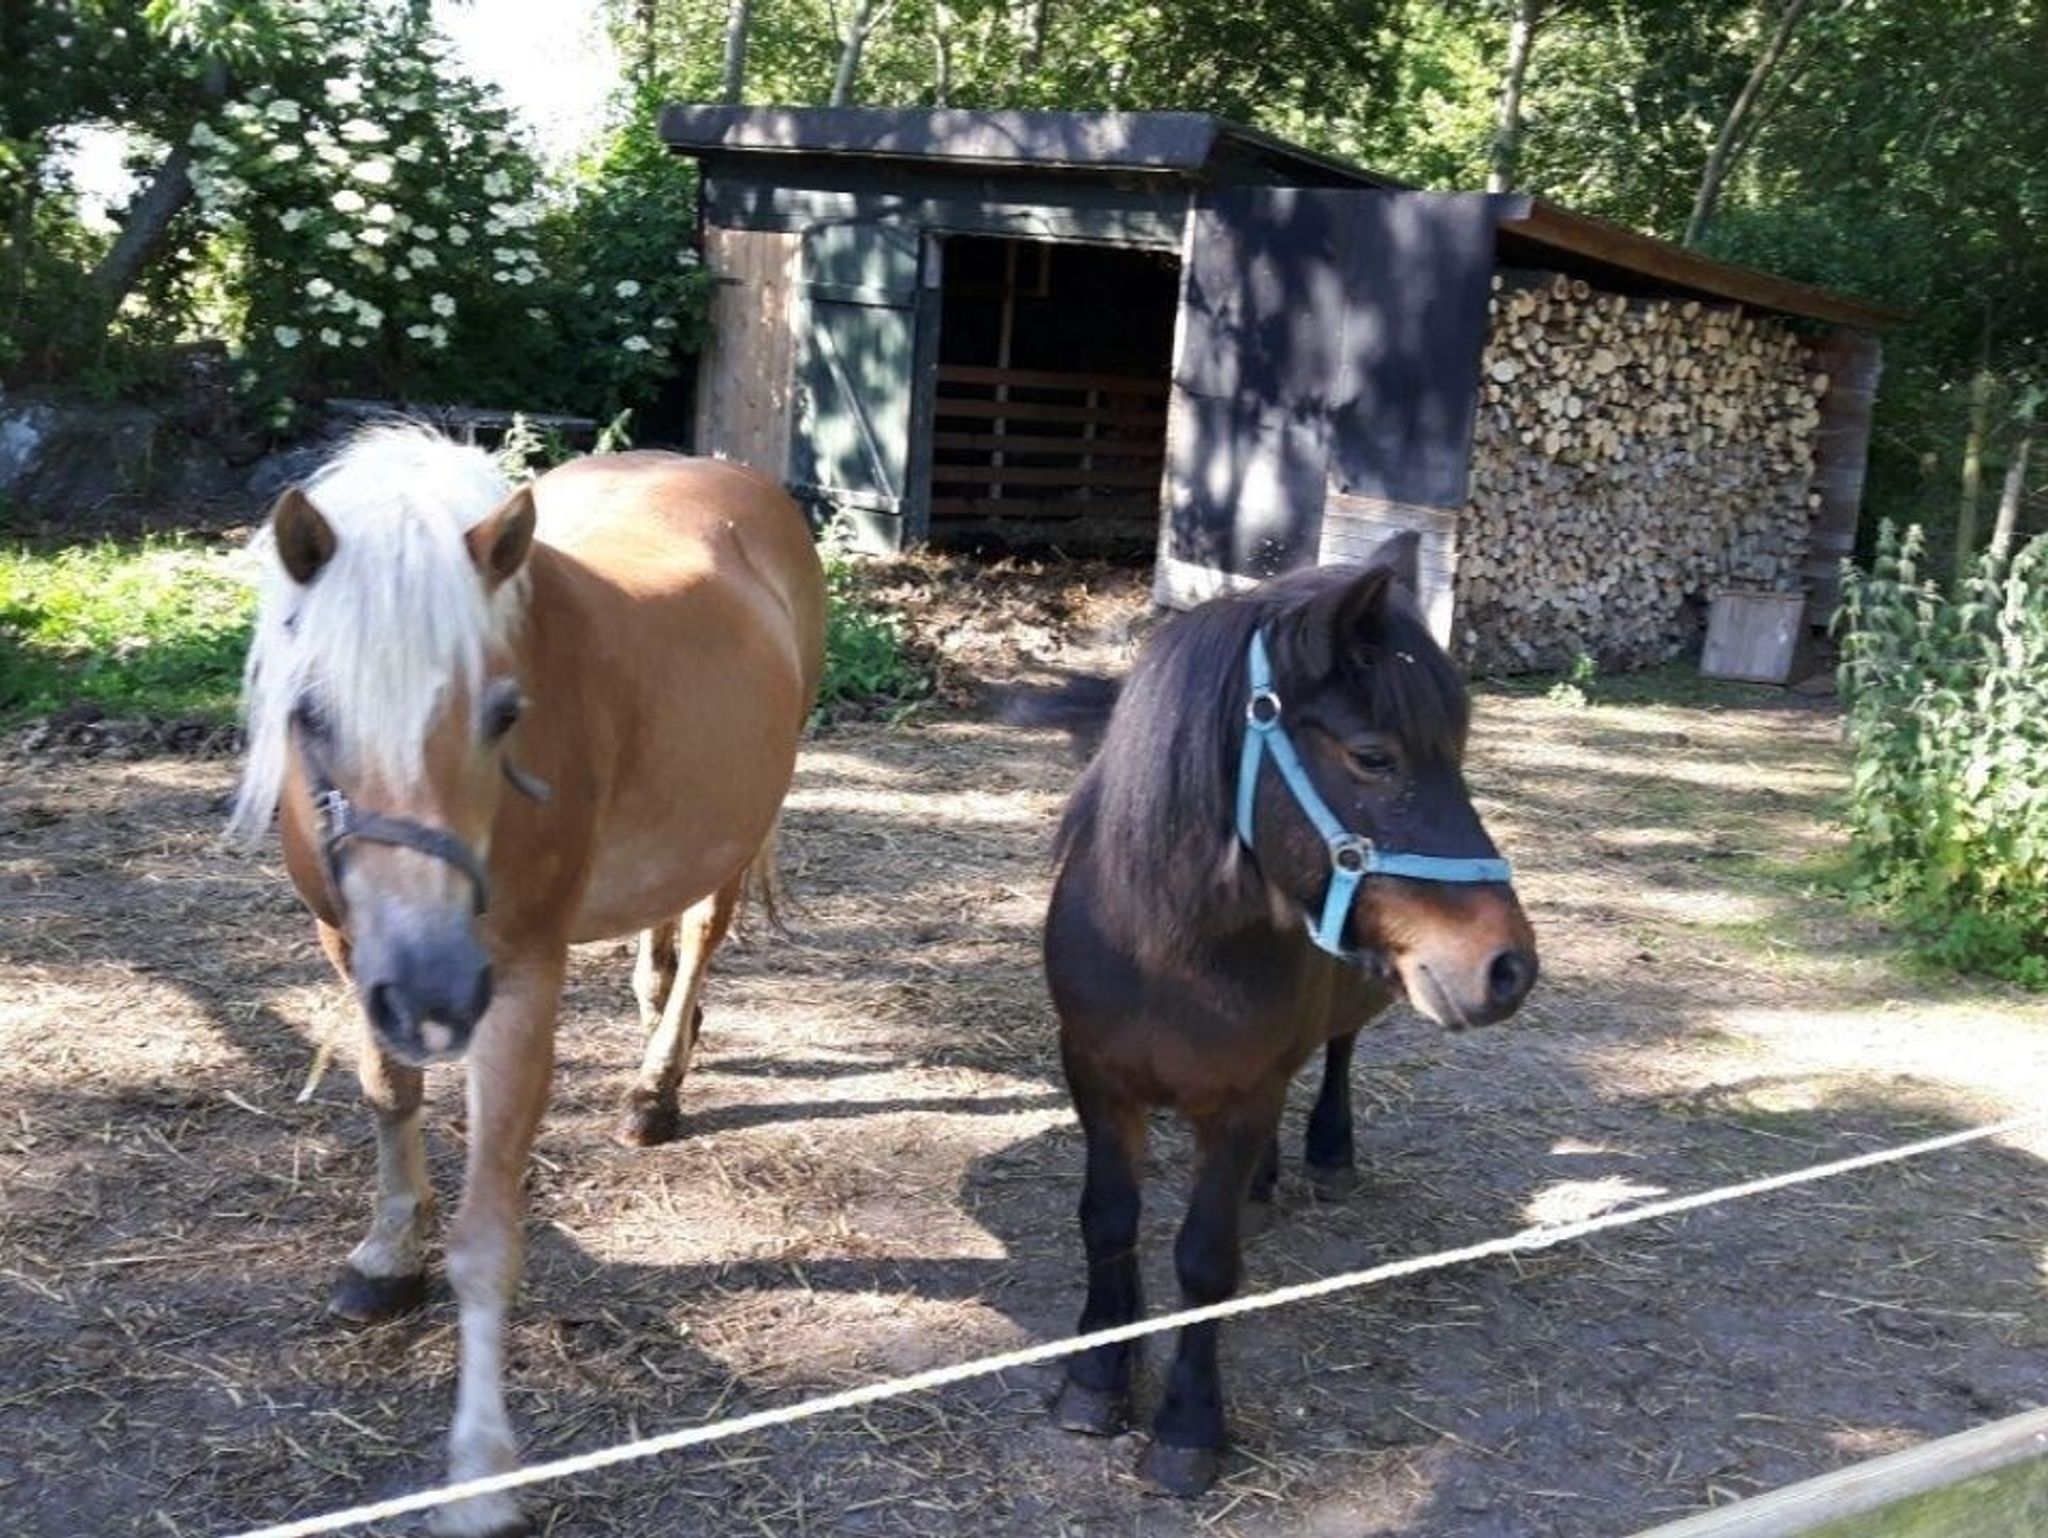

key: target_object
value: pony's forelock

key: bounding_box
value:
[227,426,526,846]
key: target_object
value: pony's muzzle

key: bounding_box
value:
[355,927,494,1065]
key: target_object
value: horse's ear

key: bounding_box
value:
[270,486,336,585]
[1369,529,1421,594]
[1295,563,1397,677]
[466,486,536,589]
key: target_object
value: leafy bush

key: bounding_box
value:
[0,539,253,721]
[1837,523,2048,987]
[817,531,925,715]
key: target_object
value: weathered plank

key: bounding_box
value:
[693,226,799,479]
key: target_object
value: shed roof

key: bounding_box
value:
[660,106,1901,331]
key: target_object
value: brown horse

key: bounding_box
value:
[230,428,824,1535]
[1042,536,1536,1496]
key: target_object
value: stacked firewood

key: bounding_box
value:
[1457,270,1827,672]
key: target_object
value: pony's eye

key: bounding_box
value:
[292,698,331,741]
[1347,745,1399,776]
[482,684,523,741]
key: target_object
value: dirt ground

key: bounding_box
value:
[3,560,2047,1538]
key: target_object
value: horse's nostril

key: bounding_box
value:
[365,980,414,1042]
[1487,948,1536,1009]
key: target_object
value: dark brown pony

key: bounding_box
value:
[1042,536,1537,1495]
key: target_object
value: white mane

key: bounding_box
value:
[228,426,525,846]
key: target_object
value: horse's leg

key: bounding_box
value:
[318,920,433,1323]
[617,877,741,1147]
[1141,1084,1286,1497]
[436,954,563,1538]
[1052,1071,1147,1437]
[1245,1133,1280,1235]
[1304,1030,1360,1195]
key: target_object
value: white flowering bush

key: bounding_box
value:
[182,4,550,416]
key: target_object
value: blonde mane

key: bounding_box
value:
[228,426,526,846]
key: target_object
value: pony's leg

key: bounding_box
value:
[319,921,433,1323]
[1052,1076,1147,1436]
[1245,1134,1280,1235]
[436,954,563,1538]
[617,878,741,1147]
[1141,1085,1286,1497]
[1304,1030,1360,1195]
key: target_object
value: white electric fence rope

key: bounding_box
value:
[220,1111,2043,1538]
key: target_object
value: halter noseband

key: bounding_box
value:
[298,726,549,918]
[1234,628,1511,958]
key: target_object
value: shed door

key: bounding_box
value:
[1153,186,1361,606]
[1153,187,1503,620]
[789,222,923,548]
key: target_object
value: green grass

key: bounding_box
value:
[0,536,928,729]
[0,539,254,723]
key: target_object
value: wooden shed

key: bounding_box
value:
[661,106,1897,667]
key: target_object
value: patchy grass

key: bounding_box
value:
[0,538,253,722]
[0,538,931,728]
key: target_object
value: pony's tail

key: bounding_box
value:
[736,818,791,938]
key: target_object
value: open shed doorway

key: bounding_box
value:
[928,236,1180,553]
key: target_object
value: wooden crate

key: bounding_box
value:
[1701,588,1808,684]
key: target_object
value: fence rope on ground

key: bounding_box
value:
[219,1111,2044,1538]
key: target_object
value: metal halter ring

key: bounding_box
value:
[1246,688,1283,729]
[1330,834,1373,874]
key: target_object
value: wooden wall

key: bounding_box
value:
[694,225,800,480]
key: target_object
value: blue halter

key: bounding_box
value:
[1235,628,1513,958]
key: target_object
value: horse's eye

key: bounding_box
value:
[292,698,330,741]
[482,684,523,741]
[1347,745,1399,777]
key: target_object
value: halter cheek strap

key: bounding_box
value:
[1235,628,1512,958]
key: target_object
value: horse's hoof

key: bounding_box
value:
[1307,1162,1360,1199]
[328,1265,427,1325]
[1052,1378,1130,1437]
[615,1094,681,1148]
[429,1493,528,1538]
[1138,1440,1223,1497]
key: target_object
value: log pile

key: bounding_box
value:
[1457,270,1827,673]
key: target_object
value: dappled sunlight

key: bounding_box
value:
[1631,887,1778,927]
[1521,1174,1669,1227]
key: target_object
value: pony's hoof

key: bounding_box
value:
[429,1492,528,1538]
[1138,1440,1223,1497]
[1307,1162,1360,1199]
[1052,1378,1130,1437]
[616,1094,681,1148]
[328,1265,427,1325]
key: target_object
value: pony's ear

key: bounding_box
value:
[1369,529,1421,594]
[1294,563,1397,677]
[270,486,336,585]
[466,486,536,589]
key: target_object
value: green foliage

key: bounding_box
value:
[1837,522,2048,987]
[1545,650,1598,708]
[0,539,253,721]
[816,529,925,714]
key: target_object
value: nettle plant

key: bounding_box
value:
[1837,523,2048,987]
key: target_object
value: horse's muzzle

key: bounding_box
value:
[355,929,494,1064]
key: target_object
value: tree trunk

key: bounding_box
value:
[1487,0,1539,194]
[1684,0,1812,247]
[1955,364,1995,582]
[636,0,659,84]
[830,0,885,106]
[84,141,197,335]
[1989,432,2033,560]
[721,0,751,102]
[930,6,954,105]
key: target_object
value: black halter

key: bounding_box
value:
[298,729,549,917]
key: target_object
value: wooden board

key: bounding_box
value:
[1318,490,1460,645]
[694,226,799,479]
[1701,589,1806,684]
[1629,1408,2048,1538]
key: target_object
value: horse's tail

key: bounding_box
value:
[737,817,791,938]
[989,671,1123,759]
